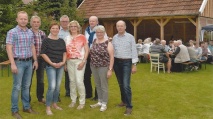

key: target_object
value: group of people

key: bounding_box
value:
[6,11,138,119]
[137,37,213,72]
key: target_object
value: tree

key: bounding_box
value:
[0,0,83,61]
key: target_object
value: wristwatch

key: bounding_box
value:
[132,63,137,66]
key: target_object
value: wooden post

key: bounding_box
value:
[130,19,142,41]
[155,18,170,40]
[188,17,199,43]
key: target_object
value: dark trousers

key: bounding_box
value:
[207,55,213,63]
[113,58,133,108]
[84,55,98,98]
[64,71,70,96]
[29,56,45,102]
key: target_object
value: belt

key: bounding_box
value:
[70,57,78,59]
[115,58,132,61]
[14,57,32,61]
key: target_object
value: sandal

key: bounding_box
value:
[46,110,53,115]
[52,106,63,110]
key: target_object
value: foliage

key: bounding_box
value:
[0,0,83,61]
[0,0,23,62]
[0,63,213,118]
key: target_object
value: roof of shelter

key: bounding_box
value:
[78,0,204,19]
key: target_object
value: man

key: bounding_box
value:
[29,15,46,104]
[150,39,171,73]
[112,20,138,116]
[58,15,70,97]
[171,40,190,72]
[84,16,107,100]
[6,11,38,119]
[161,40,170,52]
[173,40,190,63]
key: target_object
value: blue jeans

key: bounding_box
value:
[113,58,133,108]
[45,65,64,106]
[11,60,33,112]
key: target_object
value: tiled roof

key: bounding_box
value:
[78,0,203,19]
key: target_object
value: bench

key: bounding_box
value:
[181,61,196,72]
[0,60,11,77]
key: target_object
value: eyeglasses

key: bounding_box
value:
[61,21,69,23]
[69,26,78,28]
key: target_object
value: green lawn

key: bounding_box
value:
[0,63,213,119]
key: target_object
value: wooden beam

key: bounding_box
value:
[130,19,142,41]
[188,18,196,26]
[155,18,171,40]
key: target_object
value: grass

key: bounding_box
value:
[0,63,213,119]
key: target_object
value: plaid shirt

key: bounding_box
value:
[6,25,34,58]
[31,29,46,56]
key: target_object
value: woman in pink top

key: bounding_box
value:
[64,20,89,110]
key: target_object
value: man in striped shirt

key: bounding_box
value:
[112,20,138,116]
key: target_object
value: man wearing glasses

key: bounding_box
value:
[58,15,70,99]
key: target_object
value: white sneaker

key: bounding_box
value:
[77,104,85,110]
[90,103,101,108]
[100,105,107,112]
[68,102,75,108]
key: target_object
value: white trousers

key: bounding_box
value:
[67,59,86,104]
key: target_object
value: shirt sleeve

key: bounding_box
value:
[6,30,15,45]
[40,39,47,54]
[131,35,138,63]
[173,47,180,55]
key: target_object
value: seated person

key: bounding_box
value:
[200,41,208,61]
[170,40,190,72]
[139,38,150,62]
[150,38,171,73]
[207,40,213,64]
[136,39,143,55]
[193,42,202,60]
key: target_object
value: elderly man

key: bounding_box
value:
[171,40,190,72]
[29,15,46,104]
[84,16,108,100]
[173,40,190,63]
[6,11,38,119]
[150,39,171,73]
[112,20,138,116]
[58,15,70,97]
[161,40,170,52]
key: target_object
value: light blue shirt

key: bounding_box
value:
[112,32,138,63]
[58,27,70,40]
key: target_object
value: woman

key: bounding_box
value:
[40,22,66,115]
[65,20,89,110]
[89,25,114,112]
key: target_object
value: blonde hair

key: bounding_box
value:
[68,20,81,34]
[17,11,28,18]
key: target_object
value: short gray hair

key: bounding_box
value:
[30,15,41,26]
[60,15,69,21]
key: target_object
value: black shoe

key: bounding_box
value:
[12,112,22,119]
[91,97,98,101]
[65,94,70,97]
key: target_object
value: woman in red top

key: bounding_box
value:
[64,20,89,110]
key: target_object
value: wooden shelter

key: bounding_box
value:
[78,0,213,43]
